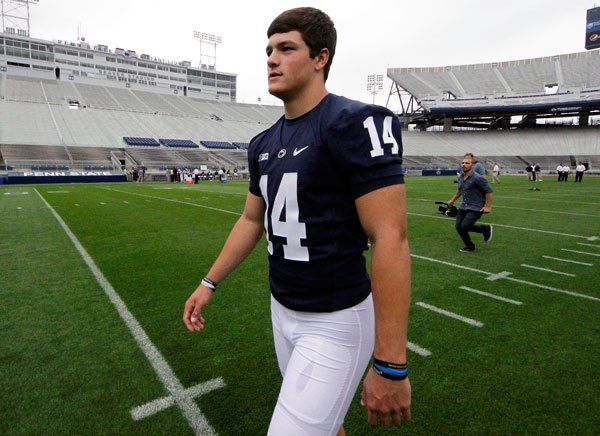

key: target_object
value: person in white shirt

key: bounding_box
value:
[556,164,563,182]
[575,162,587,183]
[562,164,570,182]
[492,163,500,184]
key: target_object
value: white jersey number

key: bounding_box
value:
[260,173,309,262]
[363,115,399,157]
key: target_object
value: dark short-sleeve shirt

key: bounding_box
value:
[247,93,405,312]
[458,171,493,211]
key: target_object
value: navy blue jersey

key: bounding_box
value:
[248,94,404,312]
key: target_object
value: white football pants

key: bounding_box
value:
[268,294,375,435]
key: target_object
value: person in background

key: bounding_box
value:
[492,162,500,184]
[183,7,411,435]
[534,163,542,181]
[575,161,586,182]
[562,164,570,182]
[556,163,564,182]
[447,155,494,252]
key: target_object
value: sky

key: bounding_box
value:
[25,0,599,110]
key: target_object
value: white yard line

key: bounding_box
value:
[415,302,484,327]
[459,286,523,305]
[542,256,593,266]
[491,205,600,218]
[407,212,598,241]
[407,341,432,357]
[520,264,576,277]
[101,187,242,216]
[577,242,600,249]
[131,378,225,421]
[34,189,222,435]
[561,248,600,257]
[412,254,600,302]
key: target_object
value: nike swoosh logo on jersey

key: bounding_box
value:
[293,146,309,156]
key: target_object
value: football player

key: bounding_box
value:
[184,7,412,435]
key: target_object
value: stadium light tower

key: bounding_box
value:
[193,31,222,69]
[1,0,38,37]
[367,74,384,104]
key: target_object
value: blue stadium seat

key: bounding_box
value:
[158,138,199,148]
[123,137,160,147]
[201,140,237,150]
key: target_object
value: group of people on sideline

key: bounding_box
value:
[557,162,587,182]
[166,166,239,183]
[124,166,146,182]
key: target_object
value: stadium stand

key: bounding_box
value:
[388,50,600,120]
[385,49,599,174]
[1,31,598,180]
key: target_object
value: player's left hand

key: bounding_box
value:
[480,205,492,213]
[361,369,411,427]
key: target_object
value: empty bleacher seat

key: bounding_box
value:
[201,140,237,150]
[123,137,160,146]
[159,138,199,148]
[232,142,250,150]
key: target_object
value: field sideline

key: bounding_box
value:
[1,176,599,435]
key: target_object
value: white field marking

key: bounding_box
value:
[34,189,222,435]
[131,377,225,421]
[100,202,107,205]
[492,205,600,218]
[411,254,494,275]
[47,190,69,194]
[520,264,576,277]
[17,207,22,210]
[407,212,597,241]
[412,254,600,302]
[577,242,600,249]
[459,286,523,305]
[498,195,600,206]
[542,256,593,266]
[4,191,29,195]
[415,302,484,327]
[75,204,80,207]
[151,186,246,197]
[101,187,242,216]
[486,271,512,281]
[506,276,600,302]
[407,341,432,357]
[561,248,600,258]
[412,198,600,218]
[123,201,129,204]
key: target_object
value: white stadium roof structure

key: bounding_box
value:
[388,49,600,130]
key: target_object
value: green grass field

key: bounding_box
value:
[1,175,599,435]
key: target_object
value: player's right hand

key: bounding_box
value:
[183,286,214,332]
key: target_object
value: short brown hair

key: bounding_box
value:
[267,7,337,81]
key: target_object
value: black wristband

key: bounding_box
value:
[372,357,408,381]
[201,277,218,291]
